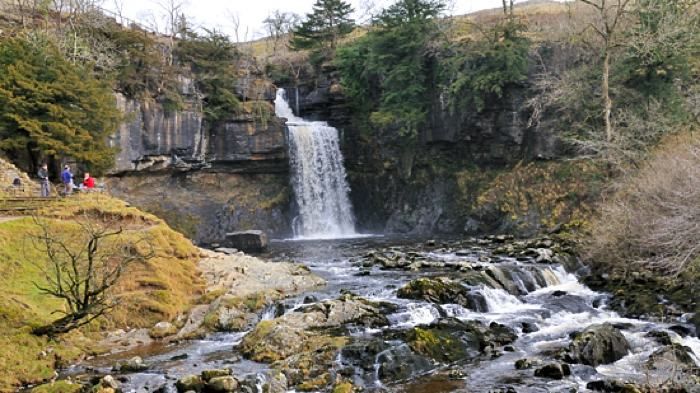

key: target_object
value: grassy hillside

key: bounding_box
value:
[0,193,204,390]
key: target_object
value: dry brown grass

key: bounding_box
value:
[584,131,700,275]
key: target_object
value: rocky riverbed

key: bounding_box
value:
[54,236,699,393]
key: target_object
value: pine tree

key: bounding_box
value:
[0,34,122,174]
[290,0,355,52]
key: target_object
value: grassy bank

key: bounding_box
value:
[0,193,204,391]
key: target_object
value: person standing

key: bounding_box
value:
[38,163,50,197]
[61,165,73,195]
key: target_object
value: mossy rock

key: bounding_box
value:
[332,381,355,393]
[397,277,486,311]
[31,381,83,393]
[406,327,472,363]
[568,323,630,366]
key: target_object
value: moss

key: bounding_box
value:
[406,327,468,363]
[332,381,355,393]
[31,381,83,393]
[297,373,331,391]
[473,160,605,233]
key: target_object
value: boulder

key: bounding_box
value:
[241,296,386,362]
[397,277,487,311]
[201,369,232,382]
[223,230,268,253]
[376,344,433,382]
[568,323,630,366]
[646,343,697,371]
[534,363,571,380]
[205,376,238,393]
[514,358,535,370]
[176,374,204,393]
[115,356,148,372]
[100,375,120,391]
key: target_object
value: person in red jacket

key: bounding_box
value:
[82,172,95,189]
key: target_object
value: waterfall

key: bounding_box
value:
[275,89,357,239]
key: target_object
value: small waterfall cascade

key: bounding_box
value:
[275,89,357,239]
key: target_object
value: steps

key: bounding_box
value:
[0,196,59,213]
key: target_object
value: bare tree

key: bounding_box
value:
[578,0,633,144]
[155,0,186,64]
[227,9,242,43]
[30,214,154,336]
[263,10,299,52]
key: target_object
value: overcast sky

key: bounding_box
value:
[104,0,508,41]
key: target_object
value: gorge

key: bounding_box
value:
[1,0,699,392]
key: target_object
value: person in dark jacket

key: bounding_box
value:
[37,163,50,197]
[61,165,73,195]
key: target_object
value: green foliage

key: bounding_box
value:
[175,30,240,124]
[441,18,529,112]
[0,33,121,174]
[336,0,445,139]
[290,0,355,53]
[102,26,182,111]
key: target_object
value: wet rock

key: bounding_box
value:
[668,324,692,337]
[100,375,120,391]
[241,296,384,363]
[115,356,148,372]
[149,321,178,339]
[223,230,268,253]
[176,374,204,393]
[534,363,571,380]
[397,277,487,311]
[646,343,697,371]
[515,358,535,369]
[238,371,286,393]
[340,338,390,372]
[568,323,630,366]
[205,376,238,392]
[303,295,318,304]
[521,322,539,333]
[405,325,481,363]
[401,318,516,362]
[645,330,672,346]
[201,369,232,381]
[586,380,638,392]
[376,344,433,382]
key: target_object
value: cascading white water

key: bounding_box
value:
[275,89,357,239]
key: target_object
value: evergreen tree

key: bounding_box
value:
[0,34,122,174]
[336,0,445,138]
[290,0,355,52]
[174,29,241,124]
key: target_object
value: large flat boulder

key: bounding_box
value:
[224,230,268,252]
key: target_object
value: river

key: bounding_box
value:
[65,235,700,392]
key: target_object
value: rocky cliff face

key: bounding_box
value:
[108,69,293,243]
[285,43,586,236]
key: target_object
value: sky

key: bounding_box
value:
[104,0,508,41]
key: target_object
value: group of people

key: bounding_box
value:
[37,163,96,197]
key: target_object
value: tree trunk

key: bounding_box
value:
[602,49,612,143]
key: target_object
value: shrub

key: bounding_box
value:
[584,132,700,275]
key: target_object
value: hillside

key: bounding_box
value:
[0,168,204,390]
